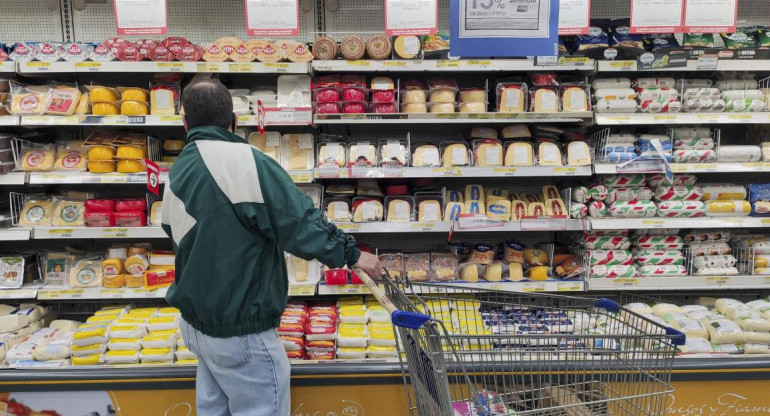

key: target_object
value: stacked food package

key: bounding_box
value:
[311,34,427,61]
[686,231,738,276]
[0,304,59,364]
[496,74,590,114]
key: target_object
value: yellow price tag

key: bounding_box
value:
[642,220,665,227]
[465,60,492,67]
[764,276,770,284]
[341,285,365,294]
[522,283,547,292]
[431,167,461,176]
[289,286,316,296]
[670,164,688,173]
[559,56,590,65]
[721,218,744,226]
[493,168,517,175]
[557,282,582,291]
[654,115,676,121]
[437,60,461,68]
[489,283,503,291]
[336,224,361,230]
[100,289,124,298]
[607,116,631,121]
[614,278,639,287]
[237,115,253,124]
[26,62,51,68]
[468,113,492,119]
[160,115,183,123]
[554,167,577,174]
[61,289,85,297]
[383,61,407,67]
[289,173,312,183]
[228,63,252,72]
[436,113,460,119]
[410,222,435,231]
[99,175,126,184]
[196,63,221,72]
[346,60,371,67]
[41,291,62,299]
[728,114,751,120]
[609,61,635,70]
[706,276,730,285]
[264,63,289,70]
[762,219,770,224]
[75,62,101,69]
[157,62,184,70]
[49,229,74,234]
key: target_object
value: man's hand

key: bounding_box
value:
[354,252,382,280]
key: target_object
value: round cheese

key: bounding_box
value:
[459,89,487,103]
[121,88,149,102]
[287,43,313,63]
[366,35,392,60]
[255,40,282,63]
[121,101,149,116]
[402,103,427,113]
[340,36,366,60]
[92,102,119,115]
[429,88,456,103]
[394,36,420,59]
[116,145,147,160]
[458,102,486,113]
[55,149,87,170]
[429,103,455,113]
[312,36,338,60]
[88,160,116,173]
[402,90,427,103]
[88,146,116,161]
[90,87,118,102]
[202,43,229,62]
[117,160,145,173]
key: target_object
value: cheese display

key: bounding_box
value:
[442,143,469,167]
[352,199,384,222]
[386,198,412,222]
[504,142,534,166]
[473,139,503,166]
[284,134,315,170]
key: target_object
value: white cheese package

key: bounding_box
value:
[726,99,765,112]
[608,200,657,218]
[654,186,703,201]
[700,184,747,200]
[583,236,631,250]
[683,231,730,244]
[717,145,762,162]
[705,200,752,217]
[592,78,631,90]
[695,267,740,276]
[639,99,682,113]
[602,174,647,188]
[682,98,727,113]
[673,137,715,150]
[637,88,678,101]
[594,99,637,113]
[588,250,634,266]
[672,127,712,139]
[648,174,697,188]
[682,88,721,100]
[588,200,607,218]
[656,201,706,218]
[590,264,637,278]
[671,318,709,339]
[705,318,745,344]
[717,79,759,91]
[635,235,685,250]
[638,264,687,277]
[721,90,765,101]
[634,77,676,88]
[634,250,685,265]
[677,79,713,90]
[605,187,654,203]
[672,149,717,163]
[594,88,636,101]
[687,242,731,256]
[693,255,737,269]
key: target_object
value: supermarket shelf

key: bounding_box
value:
[311,58,594,72]
[315,165,592,179]
[19,114,311,127]
[0,116,19,126]
[334,219,585,233]
[0,172,27,185]
[597,59,770,72]
[318,280,584,295]
[590,217,770,230]
[0,283,42,300]
[16,61,308,74]
[0,62,15,73]
[287,283,317,297]
[587,275,770,291]
[32,227,168,239]
[28,172,147,185]
[37,286,168,300]
[313,112,593,124]
[595,113,770,125]
[594,162,770,175]
[0,228,31,241]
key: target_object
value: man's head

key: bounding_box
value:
[181,78,236,132]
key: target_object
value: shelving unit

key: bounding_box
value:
[596,59,770,72]
[311,58,594,72]
[595,113,770,125]
[587,276,770,291]
[15,61,308,74]
[315,166,592,179]
[594,162,770,174]
[314,112,594,124]
[590,217,770,230]
[17,114,312,127]
[32,227,168,239]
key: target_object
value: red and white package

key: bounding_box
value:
[103,38,132,56]
[161,37,189,56]
[115,43,143,62]
[148,44,175,61]
[84,212,115,227]
[371,90,395,103]
[314,102,340,114]
[306,349,334,360]
[305,323,337,341]
[371,102,397,113]
[312,75,341,89]
[10,43,38,62]
[285,349,306,359]
[61,43,92,61]
[116,198,147,212]
[36,43,62,62]
[342,87,367,102]
[115,211,147,227]
[313,88,340,103]
[342,102,367,114]
[278,322,305,338]
[176,43,204,61]
[281,336,305,351]
[639,99,682,113]
[90,43,115,62]
[85,199,116,213]
[340,75,367,88]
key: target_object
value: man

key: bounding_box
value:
[161,79,382,416]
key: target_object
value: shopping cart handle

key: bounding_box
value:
[392,310,431,330]
[666,327,687,346]
[594,298,620,313]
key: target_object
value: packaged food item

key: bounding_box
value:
[431,253,459,281]
[404,253,431,282]
[340,35,366,60]
[19,198,53,226]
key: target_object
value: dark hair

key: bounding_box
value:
[182,79,234,130]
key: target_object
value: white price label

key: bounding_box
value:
[558,0,591,35]
[385,0,438,35]
[536,56,559,66]
[697,55,718,70]
[317,164,340,178]
[630,0,684,33]
[113,0,168,35]
[683,0,737,32]
[459,0,552,39]
[246,0,299,36]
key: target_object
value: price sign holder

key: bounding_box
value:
[683,0,738,33]
[558,0,591,35]
[630,0,684,34]
[113,0,168,36]
[385,0,438,36]
[245,0,300,36]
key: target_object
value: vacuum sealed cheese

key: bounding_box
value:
[284,134,315,170]
[45,86,81,116]
[21,145,56,172]
[70,259,103,288]
[52,200,85,226]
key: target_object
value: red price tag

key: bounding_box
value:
[385,0,438,36]
[683,0,738,33]
[113,0,168,36]
[146,159,160,195]
[245,0,300,36]
[630,0,684,33]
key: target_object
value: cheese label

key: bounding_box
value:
[485,147,500,165]
[394,201,410,221]
[299,135,313,150]
[422,204,439,221]
[570,89,587,110]
[504,89,521,109]
[452,147,466,165]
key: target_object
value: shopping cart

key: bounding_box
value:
[353,268,685,416]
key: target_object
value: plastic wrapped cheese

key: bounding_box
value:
[705,200,752,217]
[671,318,709,339]
[608,200,657,218]
[504,142,534,166]
[718,145,762,163]
[705,318,745,344]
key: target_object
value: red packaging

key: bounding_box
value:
[313,88,340,103]
[103,38,132,55]
[116,198,147,212]
[281,336,305,351]
[0,49,8,62]
[307,350,334,360]
[134,40,158,59]
[148,44,175,61]
[371,90,395,103]
[531,73,559,87]
[84,212,115,227]
[278,322,305,338]
[115,211,147,227]
[115,43,143,62]
[402,79,427,90]
[315,102,339,114]
[305,323,336,341]
[85,199,116,213]
[341,87,366,102]
[90,43,114,61]
[144,269,175,289]
[306,340,335,349]
[324,269,348,285]
[285,349,305,359]
[386,185,408,195]
[341,75,367,87]
[371,102,397,113]
[176,43,204,62]
[287,300,308,309]
[160,37,189,56]
[342,102,367,114]
[350,270,363,284]
[312,75,341,89]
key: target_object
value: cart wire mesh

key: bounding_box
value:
[381,275,684,416]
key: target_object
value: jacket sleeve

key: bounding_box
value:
[248,152,360,268]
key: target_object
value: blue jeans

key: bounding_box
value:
[180,320,291,416]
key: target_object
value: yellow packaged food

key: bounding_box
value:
[88,160,116,173]
[75,92,90,115]
[46,86,81,116]
[88,145,116,161]
[21,148,55,172]
[102,274,126,288]
[102,259,125,275]
[73,323,110,346]
[117,160,145,173]
[125,274,144,288]
[11,91,46,115]
[51,200,85,226]
[70,259,103,288]
[92,102,120,115]
[89,86,119,102]
[119,87,149,102]
[157,307,181,316]
[94,306,128,316]
[72,354,105,366]
[176,358,199,365]
[116,145,147,160]
[121,100,149,116]
[19,199,53,226]
[54,148,87,171]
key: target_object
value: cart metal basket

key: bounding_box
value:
[354,269,685,416]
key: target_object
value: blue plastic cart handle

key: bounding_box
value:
[392,310,431,330]
[666,327,687,346]
[595,298,620,313]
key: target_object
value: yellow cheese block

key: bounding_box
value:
[511,200,527,221]
[92,102,119,115]
[527,202,546,217]
[386,199,412,222]
[21,149,55,172]
[117,160,145,173]
[286,134,315,170]
[90,87,119,102]
[326,201,351,222]
[542,186,561,201]
[444,202,464,221]
[102,258,125,275]
[499,86,526,112]
[353,200,384,222]
[465,201,485,215]
[447,190,464,203]
[442,143,469,167]
[248,132,280,161]
[483,262,503,282]
[567,141,591,165]
[402,90,427,103]
[533,88,559,112]
[458,102,486,113]
[487,200,511,221]
[429,88,456,103]
[89,146,116,161]
[75,92,90,115]
[150,88,176,115]
[418,200,442,222]
[102,274,126,288]
[150,201,162,226]
[475,141,503,166]
[88,161,116,173]
[459,264,479,283]
[412,145,440,166]
[486,188,509,202]
[291,257,308,282]
[562,87,588,112]
[529,266,548,281]
[121,101,149,116]
[545,198,567,216]
[504,142,534,166]
[121,88,149,102]
[125,274,144,288]
[430,103,455,113]
[538,142,563,166]
[508,263,524,281]
[465,185,484,202]
[116,146,147,160]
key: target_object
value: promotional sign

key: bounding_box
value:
[385,0,438,36]
[558,0,591,35]
[146,159,160,195]
[113,0,168,36]
[245,0,300,36]
[683,0,738,33]
[630,0,684,33]
[450,0,560,58]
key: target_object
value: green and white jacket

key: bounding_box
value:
[161,126,360,338]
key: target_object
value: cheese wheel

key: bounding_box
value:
[402,90,427,103]
[102,273,126,288]
[394,36,420,59]
[366,35,392,60]
[402,103,427,113]
[88,160,116,173]
[340,36,366,60]
[92,102,119,115]
[117,160,145,173]
[429,89,456,103]
[458,102,486,113]
[116,146,147,160]
[459,89,487,103]
[90,87,118,102]
[52,200,85,226]
[121,101,149,116]
[121,88,149,102]
[430,103,454,113]
[312,36,338,60]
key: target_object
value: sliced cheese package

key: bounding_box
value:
[504,142,534,166]
[325,199,351,223]
[441,142,470,167]
[561,85,589,112]
[531,87,560,112]
[473,139,503,167]
[283,134,315,170]
[385,197,414,222]
[417,199,442,222]
[411,144,440,167]
[316,142,346,167]
[496,82,528,112]
[352,198,384,222]
[248,132,280,161]
[537,142,563,166]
